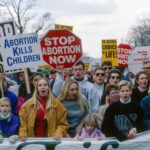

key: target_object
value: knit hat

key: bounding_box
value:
[41,69,49,78]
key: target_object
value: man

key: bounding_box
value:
[143,61,150,78]
[93,67,106,105]
[52,60,99,112]
[101,61,112,77]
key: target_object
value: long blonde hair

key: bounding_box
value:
[57,79,89,113]
[32,77,53,109]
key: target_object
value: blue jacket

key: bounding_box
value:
[0,113,20,137]
[6,90,18,114]
[140,96,150,130]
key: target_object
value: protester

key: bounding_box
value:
[52,60,99,113]
[143,61,150,79]
[102,80,144,141]
[58,79,89,137]
[76,113,105,140]
[0,97,20,144]
[15,72,42,115]
[131,71,149,105]
[101,61,112,77]
[19,78,69,141]
[140,88,150,130]
[0,76,17,114]
[107,69,122,85]
[93,67,106,105]
[98,83,120,128]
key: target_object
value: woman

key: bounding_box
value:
[16,72,42,115]
[19,78,69,141]
[98,83,120,128]
[131,71,149,105]
[57,79,89,137]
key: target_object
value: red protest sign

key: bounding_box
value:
[40,29,82,69]
[118,44,133,67]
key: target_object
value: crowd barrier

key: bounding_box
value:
[1,131,150,150]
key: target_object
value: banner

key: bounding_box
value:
[1,131,150,150]
[102,39,118,66]
[0,33,44,71]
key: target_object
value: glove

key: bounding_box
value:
[0,135,3,143]
[8,135,18,144]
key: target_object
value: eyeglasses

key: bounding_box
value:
[111,76,120,79]
[103,66,112,70]
[109,91,119,95]
[95,73,105,77]
[143,67,150,70]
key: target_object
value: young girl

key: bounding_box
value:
[0,97,20,144]
[76,113,105,140]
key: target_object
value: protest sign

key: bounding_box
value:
[102,39,118,66]
[128,46,150,75]
[41,29,82,69]
[0,33,43,71]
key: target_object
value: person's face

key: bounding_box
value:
[67,68,73,76]
[67,83,78,99]
[32,75,42,87]
[0,101,11,115]
[143,63,150,76]
[103,65,112,76]
[94,69,106,85]
[137,73,148,89]
[85,124,95,134]
[109,73,121,84]
[38,79,49,97]
[109,89,120,102]
[42,73,48,79]
[119,85,132,101]
[73,65,84,79]
[19,72,25,83]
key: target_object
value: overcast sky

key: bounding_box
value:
[37,0,150,58]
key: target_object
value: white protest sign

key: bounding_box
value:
[0,33,44,70]
[128,46,150,75]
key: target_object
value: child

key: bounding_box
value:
[0,97,20,144]
[76,113,105,140]
[101,80,144,141]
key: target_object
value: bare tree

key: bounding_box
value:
[0,0,54,35]
[127,16,150,48]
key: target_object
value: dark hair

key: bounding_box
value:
[134,71,149,88]
[75,60,85,70]
[143,61,150,65]
[101,61,112,67]
[93,67,105,74]
[105,83,119,95]
[107,68,122,83]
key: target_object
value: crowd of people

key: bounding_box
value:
[0,59,150,143]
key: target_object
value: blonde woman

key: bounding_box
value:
[19,78,69,141]
[58,79,89,137]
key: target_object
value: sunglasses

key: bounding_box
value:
[143,67,150,70]
[103,67,112,70]
[111,76,120,79]
[95,73,105,77]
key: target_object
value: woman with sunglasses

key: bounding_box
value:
[107,69,122,85]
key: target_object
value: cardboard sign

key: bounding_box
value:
[118,44,133,67]
[128,46,150,75]
[102,39,118,66]
[0,33,44,70]
[55,24,73,32]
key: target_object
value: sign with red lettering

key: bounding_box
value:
[118,44,133,67]
[40,29,82,69]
